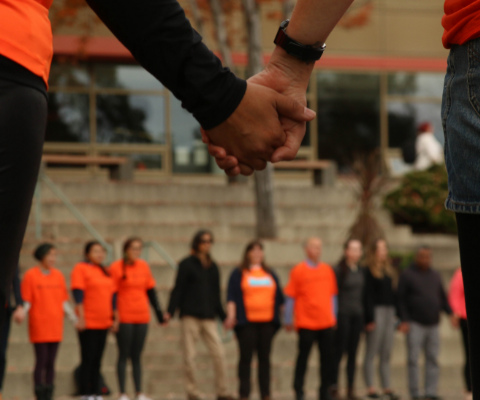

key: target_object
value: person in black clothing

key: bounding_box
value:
[397,246,453,400]
[363,239,399,400]
[332,239,364,400]
[225,241,284,400]
[166,230,231,400]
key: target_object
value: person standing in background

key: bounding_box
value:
[109,238,165,400]
[21,244,77,400]
[363,239,399,400]
[284,237,338,400]
[71,241,119,400]
[166,230,231,400]
[225,241,284,400]
[397,246,453,400]
[449,267,471,400]
[332,239,364,400]
[413,122,443,171]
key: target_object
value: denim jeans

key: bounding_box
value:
[443,37,480,213]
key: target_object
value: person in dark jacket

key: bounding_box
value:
[397,246,453,400]
[332,239,364,400]
[363,239,399,400]
[166,230,231,400]
[225,240,284,400]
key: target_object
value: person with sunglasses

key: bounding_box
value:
[166,230,232,400]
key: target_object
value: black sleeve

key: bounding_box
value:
[167,261,189,316]
[85,0,247,129]
[396,272,409,322]
[363,269,374,325]
[439,274,453,315]
[147,288,164,323]
[12,266,23,307]
[213,263,226,321]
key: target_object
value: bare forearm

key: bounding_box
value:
[226,301,236,320]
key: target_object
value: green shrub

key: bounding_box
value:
[383,165,457,234]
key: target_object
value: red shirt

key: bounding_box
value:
[449,268,467,319]
[284,261,338,331]
[21,266,69,343]
[442,0,480,48]
[0,0,53,85]
[109,259,156,324]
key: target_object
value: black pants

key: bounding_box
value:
[294,328,335,400]
[33,342,60,386]
[0,79,46,327]
[235,322,277,398]
[116,323,148,393]
[79,329,108,395]
[460,318,472,392]
[0,310,11,390]
[333,313,363,388]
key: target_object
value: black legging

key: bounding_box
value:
[333,313,363,389]
[460,318,472,393]
[456,213,480,399]
[116,323,148,393]
[235,322,277,399]
[33,343,60,386]
[0,310,11,391]
[0,79,46,327]
[78,329,108,395]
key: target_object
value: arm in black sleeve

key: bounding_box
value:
[167,262,188,316]
[12,266,23,307]
[396,272,409,322]
[213,264,226,321]
[85,0,246,129]
[439,276,452,315]
[147,288,164,323]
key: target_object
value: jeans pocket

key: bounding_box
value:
[442,49,454,139]
[467,40,480,118]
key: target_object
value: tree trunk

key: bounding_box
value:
[210,0,235,72]
[242,0,277,238]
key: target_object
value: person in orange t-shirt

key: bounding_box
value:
[284,237,338,400]
[21,243,77,400]
[71,241,118,400]
[225,241,284,400]
[109,238,164,400]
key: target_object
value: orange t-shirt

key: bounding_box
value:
[0,0,53,86]
[21,266,69,343]
[71,262,116,330]
[284,261,338,331]
[109,259,156,324]
[442,0,480,49]
[241,267,277,322]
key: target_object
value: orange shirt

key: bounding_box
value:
[21,266,69,343]
[284,261,338,331]
[109,259,156,324]
[0,0,53,86]
[241,267,276,322]
[442,0,480,49]
[71,262,116,330]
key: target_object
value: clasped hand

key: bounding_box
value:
[202,48,315,176]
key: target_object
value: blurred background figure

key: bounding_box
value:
[449,267,471,400]
[414,122,443,171]
[284,237,338,400]
[72,241,118,400]
[109,238,165,400]
[363,239,399,400]
[332,239,364,400]
[21,243,76,400]
[225,240,284,400]
[166,230,232,400]
[397,246,452,400]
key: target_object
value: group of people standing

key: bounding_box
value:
[0,231,468,400]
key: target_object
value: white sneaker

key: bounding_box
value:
[80,396,95,400]
[136,394,152,400]
[96,397,103,400]
[119,395,131,400]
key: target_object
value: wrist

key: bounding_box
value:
[268,46,314,89]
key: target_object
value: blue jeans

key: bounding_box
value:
[443,37,480,213]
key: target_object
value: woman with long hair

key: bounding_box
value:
[71,241,118,400]
[332,239,364,400]
[225,240,284,400]
[21,243,77,400]
[109,238,164,400]
[363,239,399,400]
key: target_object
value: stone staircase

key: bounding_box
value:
[4,178,464,400]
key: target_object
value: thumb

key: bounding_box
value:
[274,93,316,122]
[271,119,306,163]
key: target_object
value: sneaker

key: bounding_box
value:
[119,395,131,400]
[96,396,104,400]
[80,396,95,400]
[367,394,381,400]
[136,394,152,400]
[384,393,400,400]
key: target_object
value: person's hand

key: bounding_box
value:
[398,322,410,334]
[111,318,120,334]
[223,316,236,331]
[76,317,86,332]
[12,305,25,324]
[284,324,294,332]
[451,314,460,329]
[203,79,315,176]
[365,322,376,332]
[206,47,315,176]
[163,312,171,324]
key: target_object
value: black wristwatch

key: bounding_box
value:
[274,20,326,62]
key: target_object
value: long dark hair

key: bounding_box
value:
[337,238,361,287]
[84,241,109,276]
[122,237,142,279]
[239,240,269,272]
[191,230,214,266]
